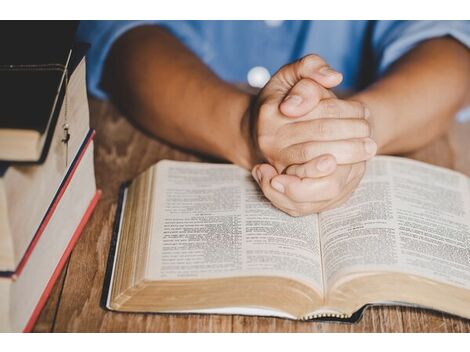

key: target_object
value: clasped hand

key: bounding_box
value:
[250,54,377,216]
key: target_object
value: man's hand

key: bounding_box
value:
[250,54,376,216]
[252,54,376,173]
[252,161,365,216]
[106,28,470,217]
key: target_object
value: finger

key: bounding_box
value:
[294,54,343,88]
[263,54,342,98]
[315,162,366,211]
[253,164,301,212]
[285,154,337,178]
[279,79,333,118]
[278,118,371,146]
[271,164,352,203]
[278,138,377,168]
[308,98,369,120]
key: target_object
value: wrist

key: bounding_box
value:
[214,89,259,169]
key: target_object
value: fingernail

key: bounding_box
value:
[317,156,334,172]
[271,180,285,193]
[283,95,302,107]
[319,66,337,76]
[365,139,377,156]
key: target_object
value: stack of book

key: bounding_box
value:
[0,21,99,332]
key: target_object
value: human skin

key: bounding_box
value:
[103,26,470,216]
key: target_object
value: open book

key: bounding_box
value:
[104,156,470,321]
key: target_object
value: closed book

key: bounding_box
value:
[0,137,100,332]
[0,21,79,163]
[0,46,89,276]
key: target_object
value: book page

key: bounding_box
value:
[146,161,323,292]
[0,279,10,332]
[319,156,470,291]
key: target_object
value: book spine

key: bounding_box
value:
[100,182,130,311]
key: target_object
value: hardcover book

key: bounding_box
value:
[0,47,90,276]
[0,21,79,162]
[0,138,99,332]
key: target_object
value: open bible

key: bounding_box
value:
[104,156,470,321]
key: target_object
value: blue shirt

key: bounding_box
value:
[77,20,470,119]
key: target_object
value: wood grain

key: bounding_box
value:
[33,99,470,332]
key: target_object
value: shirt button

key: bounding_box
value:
[247,66,271,88]
[264,20,284,28]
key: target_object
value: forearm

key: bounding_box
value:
[352,37,470,154]
[103,26,254,168]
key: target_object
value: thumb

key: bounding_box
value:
[280,78,335,118]
[285,154,337,178]
[262,54,343,111]
[267,54,343,94]
[294,54,343,88]
[251,163,278,186]
[310,65,343,89]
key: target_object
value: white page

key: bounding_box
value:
[319,156,470,290]
[146,160,323,292]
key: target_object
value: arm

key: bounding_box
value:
[103,25,364,170]
[352,37,470,154]
[103,26,373,217]
[102,25,254,169]
[250,38,470,216]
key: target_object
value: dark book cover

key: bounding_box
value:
[0,40,89,172]
[0,21,79,163]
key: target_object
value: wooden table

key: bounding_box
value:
[33,99,470,332]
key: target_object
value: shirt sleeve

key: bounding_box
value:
[76,20,153,99]
[76,20,208,100]
[372,21,470,76]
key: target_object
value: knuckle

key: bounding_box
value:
[353,101,366,117]
[296,78,316,94]
[361,139,370,155]
[294,164,307,178]
[300,54,322,68]
[277,61,293,75]
[314,120,331,139]
[298,144,311,162]
[358,119,371,136]
[350,140,367,158]
[359,102,368,117]
[321,99,341,118]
